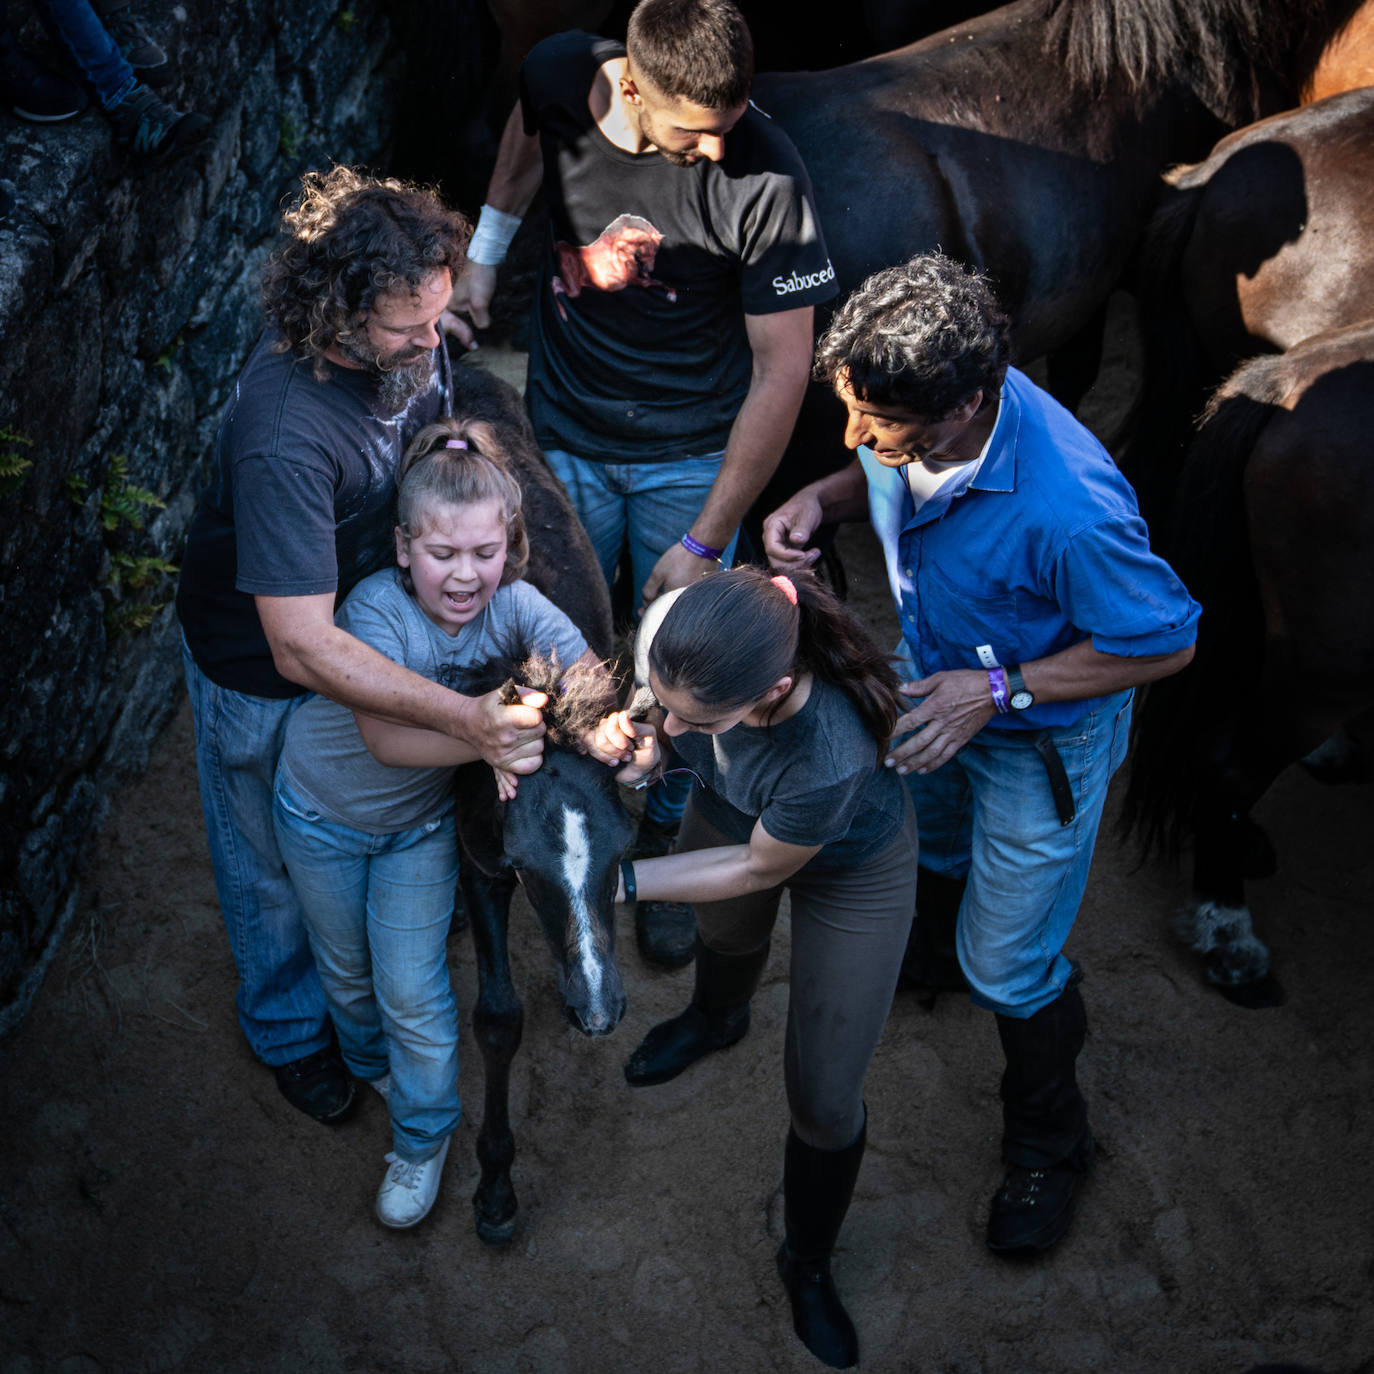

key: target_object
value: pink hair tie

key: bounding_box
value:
[771,575,798,605]
[445,438,468,450]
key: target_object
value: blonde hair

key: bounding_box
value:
[396,419,529,586]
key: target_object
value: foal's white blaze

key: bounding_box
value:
[561,805,606,1020]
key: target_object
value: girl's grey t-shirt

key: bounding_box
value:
[277,569,588,833]
[668,678,906,873]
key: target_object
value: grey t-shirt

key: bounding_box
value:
[277,569,588,833]
[668,678,906,874]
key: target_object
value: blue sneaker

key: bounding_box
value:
[107,81,208,160]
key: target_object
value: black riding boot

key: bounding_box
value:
[623,937,770,1087]
[987,977,1094,1254]
[899,866,969,1006]
[776,1117,866,1369]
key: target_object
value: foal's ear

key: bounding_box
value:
[499,678,522,706]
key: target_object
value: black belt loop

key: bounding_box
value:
[1033,733,1077,827]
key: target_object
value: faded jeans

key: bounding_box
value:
[181,636,331,1066]
[15,0,136,107]
[903,687,1134,1019]
[273,775,461,1164]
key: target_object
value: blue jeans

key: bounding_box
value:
[544,447,738,602]
[273,777,462,1164]
[546,445,735,831]
[30,0,135,107]
[181,637,332,1066]
[903,689,1134,1018]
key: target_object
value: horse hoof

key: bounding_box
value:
[474,1206,517,1246]
[1215,972,1286,1009]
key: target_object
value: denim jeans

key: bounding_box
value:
[902,688,1134,1018]
[544,447,738,602]
[181,637,332,1066]
[273,776,462,1164]
[545,445,734,831]
[31,0,135,107]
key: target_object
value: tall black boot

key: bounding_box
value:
[899,866,969,1007]
[986,977,1094,1254]
[776,1117,866,1369]
[623,937,770,1086]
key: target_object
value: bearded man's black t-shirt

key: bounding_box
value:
[521,32,837,463]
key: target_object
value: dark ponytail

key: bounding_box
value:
[650,566,903,742]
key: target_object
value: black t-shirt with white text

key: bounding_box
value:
[521,31,837,462]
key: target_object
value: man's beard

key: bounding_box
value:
[335,335,434,412]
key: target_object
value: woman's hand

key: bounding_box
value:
[584,710,661,785]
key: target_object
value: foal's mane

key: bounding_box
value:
[485,651,617,750]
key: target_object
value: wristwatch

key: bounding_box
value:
[1006,664,1035,711]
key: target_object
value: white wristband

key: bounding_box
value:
[466,204,522,266]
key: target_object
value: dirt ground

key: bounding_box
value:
[2,317,1373,1374]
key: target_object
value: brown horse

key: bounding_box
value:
[1121,322,1374,1006]
[1124,86,1374,525]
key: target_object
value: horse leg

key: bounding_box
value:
[1299,721,1371,785]
[463,860,525,1244]
[1181,715,1291,1008]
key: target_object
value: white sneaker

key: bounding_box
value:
[375,1137,450,1229]
[368,1074,392,1102]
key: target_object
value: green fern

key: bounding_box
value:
[0,427,33,498]
[100,454,165,532]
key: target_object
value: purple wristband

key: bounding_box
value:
[987,666,1010,714]
[680,532,725,562]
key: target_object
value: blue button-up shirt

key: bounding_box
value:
[863,367,1201,731]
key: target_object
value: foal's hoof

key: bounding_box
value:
[1216,972,1286,1009]
[474,1204,517,1246]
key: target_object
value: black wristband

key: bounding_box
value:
[620,858,637,905]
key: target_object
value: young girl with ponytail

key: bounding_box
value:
[618,564,918,1371]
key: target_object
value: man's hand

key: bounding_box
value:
[762,489,826,572]
[441,262,499,350]
[640,540,718,608]
[886,670,996,775]
[477,685,547,799]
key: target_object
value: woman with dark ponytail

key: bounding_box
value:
[617,564,918,1370]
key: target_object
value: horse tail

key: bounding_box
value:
[1118,177,1211,534]
[1120,352,1286,857]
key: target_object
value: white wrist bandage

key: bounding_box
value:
[466,204,522,265]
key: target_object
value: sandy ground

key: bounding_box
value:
[2,320,1373,1374]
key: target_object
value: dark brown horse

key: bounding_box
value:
[1123,86,1374,525]
[1122,322,1374,1005]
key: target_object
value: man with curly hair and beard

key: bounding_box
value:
[176,167,550,1125]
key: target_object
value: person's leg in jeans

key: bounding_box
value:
[181,638,351,1122]
[916,691,1133,1253]
[271,776,390,1084]
[33,0,135,107]
[621,450,741,963]
[0,0,88,118]
[34,0,205,154]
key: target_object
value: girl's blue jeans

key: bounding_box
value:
[272,775,461,1164]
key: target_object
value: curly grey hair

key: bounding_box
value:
[814,252,1012,419]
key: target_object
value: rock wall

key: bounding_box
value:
[0,0,493,1034]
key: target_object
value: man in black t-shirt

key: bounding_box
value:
[448,0,836,967]
[176,168,549,1125]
